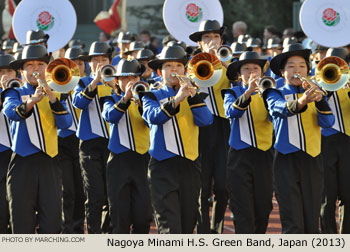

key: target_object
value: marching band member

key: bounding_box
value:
[24,30,49,48]
[320,48,350,234]
[1,45,72,233]
[124,41,145,60]
[189,19,230,234]
[111,32,133,66]
[56,48,88,234]
[142,46,213,233]
[223,51,274,233]
[72,41,113,234]
[102,59,152,233]
[264,43,335,233]
[135,48,159,84]
[0,54,17,233]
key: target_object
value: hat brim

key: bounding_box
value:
[88,52,112,60]
[70,54,89,62]
[148,58,188,71]
[226,59,267,81]
[114,64,146,77]
[9,56,51,70]
[270,49,311,77]
[189,27,226,42]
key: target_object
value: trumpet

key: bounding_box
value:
[217,45,233,62]
[101,64,116,82]
[5,78,23,88]
[171,73,198,97]
[131,81,149,100]
[293,74,328,96]
[257,76,276,95]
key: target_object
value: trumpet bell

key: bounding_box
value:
[217,45,232,62]
[258,76,276,93]
[315,56,350,91]
[45,58,80,93]
[132,81,149,100]
[101,64,116,82]
[187,52,223,88]
[6,78,23,88]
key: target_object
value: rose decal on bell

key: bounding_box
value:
[36,11,55,31]
[185,3,203,23]
[322,8,340,27]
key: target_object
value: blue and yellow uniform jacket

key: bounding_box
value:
[223,85,273,151]
[0,88,11,152]
[1,83,72,157]
[264,84,335,157]
[142,84,213,161]
[102,92,149,155]
[72,76,112,141]
[322,88,350,137]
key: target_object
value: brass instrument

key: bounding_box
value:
[293,74,328,96]
[187,52,223,88]
[217,45,233,62]
[101,64,116,82]
[5,78,23,88]
[315,56,350,92]
[171,73,198,97]
[45,58,80,93]
[257,76,276,95]
[131,81,149,100]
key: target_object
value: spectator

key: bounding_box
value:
[232,21,248,43]
[263,25,279,46]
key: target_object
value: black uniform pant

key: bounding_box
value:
[58,134,85,234]
[227,147,273,233]
[79,137,110,234]
[197,116,230,234]
[320,133,350,234]
[274,151,323,234]
[106,151,152,233]
[149,156,201,234]
[7,152,62,234]
[0,149,12,233]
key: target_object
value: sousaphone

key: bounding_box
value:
[12,0,77,53]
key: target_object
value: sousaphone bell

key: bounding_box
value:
[45,58,80,93]
[187,52,223,88]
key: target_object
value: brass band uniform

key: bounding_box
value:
[264,43,335,233]
[1,45,72,233]
[142,46,213,233]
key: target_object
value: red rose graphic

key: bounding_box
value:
[38,11,52,26]
[186,3,200,17]
[323,8,337,22]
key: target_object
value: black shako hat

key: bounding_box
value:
[68,39,85,49]
[9,45,50,70]
[25,30,49,45]
[283,37,298,48]
[226,51,267,80]
[65,47,89,61]
[88,41,113,59]
[270,43,311,77]
[114,59,145,77]
[125,41,145,54]
[326,47,348,60]
[266,37,282,49]
[135,49,155,61]
[246,38,262,48]
[116,32,133,43]
[2,39,15,51]
[12,42,23,54]
[0,54,16,70]
[148,46,188,71]
[231,42,247,56]
[189,20,226,42]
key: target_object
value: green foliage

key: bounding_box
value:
[220,0,296,39]
[127,4,167,36]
